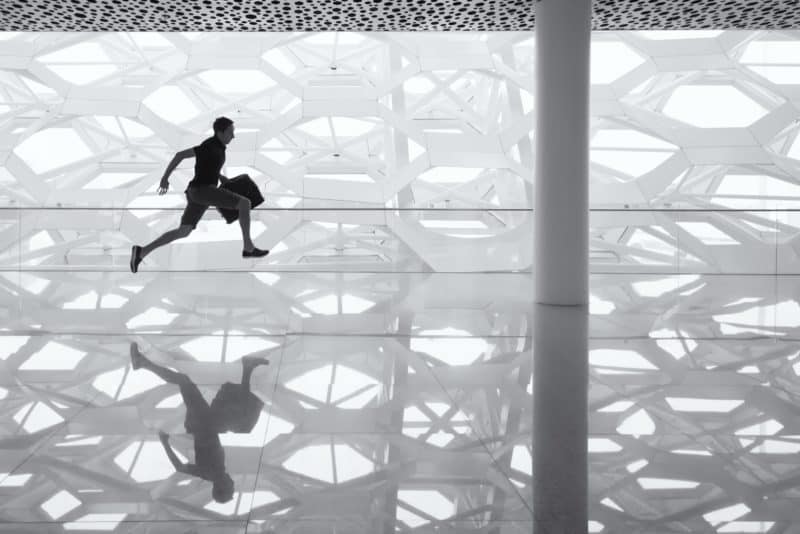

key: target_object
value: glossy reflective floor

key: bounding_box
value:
[2,270,799,533]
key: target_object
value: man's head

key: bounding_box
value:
[213,117,235,145]
[212,472,235,503]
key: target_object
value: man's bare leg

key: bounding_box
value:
[142,225,193,258]
[130,225,193,273]
[237,198,269,257]
[237,198,255,251]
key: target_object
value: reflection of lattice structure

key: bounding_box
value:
[0,271,534,532]
[587,273,800,533]
[0,338,534,531]
[8,272,800,531]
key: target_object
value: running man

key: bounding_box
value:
[129,117,268,273]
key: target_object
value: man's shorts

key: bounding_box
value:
[180,185,244,229]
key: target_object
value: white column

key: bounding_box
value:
[533,0,591,532]
[534,0,590,305]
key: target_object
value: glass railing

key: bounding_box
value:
[1,206,798,273]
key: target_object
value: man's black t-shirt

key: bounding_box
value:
[192,429,226,480]
[188,135,226,188]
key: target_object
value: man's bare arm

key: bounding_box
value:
[158,148,196,195]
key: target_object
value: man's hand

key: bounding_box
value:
[157,179,169,195]
[158,430,170,443]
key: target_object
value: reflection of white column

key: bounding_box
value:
[533,0,591,532]
[533,304,588,532]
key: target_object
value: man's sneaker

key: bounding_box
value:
[243,247,269,258]
[129,245,143,273]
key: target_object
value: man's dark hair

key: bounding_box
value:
[212,116,234,134]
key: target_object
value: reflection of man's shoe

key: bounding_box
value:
[130,342,145,370]
[242,247,269,258]
[130,245,143,273]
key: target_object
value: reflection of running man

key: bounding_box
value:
[129,342,269,503]
[129,117,268,273]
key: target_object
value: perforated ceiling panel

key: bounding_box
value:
[0,0,798,31]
